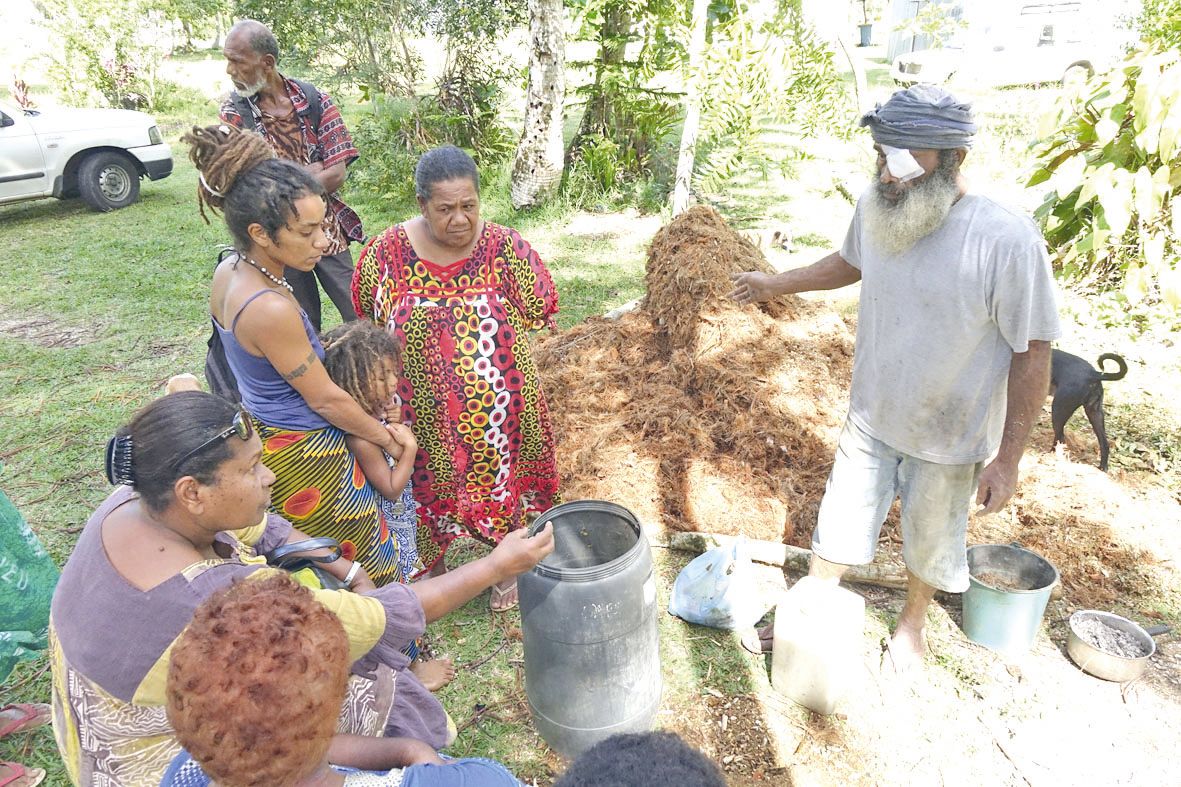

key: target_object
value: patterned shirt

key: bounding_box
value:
[220,76,363,252]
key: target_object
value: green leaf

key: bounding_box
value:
[1027,167,1053,188]
[1144,232,1167,274]
[1096,116,1120,145]
[1161,265,1181,309]
[1098,169,1134,236]
[1134,165,1156,223]
[1124,263,1149,304]
[1052,153,1088,199]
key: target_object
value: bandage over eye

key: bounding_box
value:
[881,145,925,182]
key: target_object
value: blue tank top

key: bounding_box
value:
[214,289,330,431]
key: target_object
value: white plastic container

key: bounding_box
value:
[770,576,865,715]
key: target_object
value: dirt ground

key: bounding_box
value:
[533,207,1181,786]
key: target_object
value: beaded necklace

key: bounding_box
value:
[243,257,293,293]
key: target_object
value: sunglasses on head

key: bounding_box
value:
[173,408,253,471]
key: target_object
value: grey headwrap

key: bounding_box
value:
[859,84,976,150]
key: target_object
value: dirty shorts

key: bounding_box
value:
[811,418,983,593]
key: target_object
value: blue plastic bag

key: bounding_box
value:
[668,536,766,630]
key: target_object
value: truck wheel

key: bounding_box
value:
[78,151,140,211]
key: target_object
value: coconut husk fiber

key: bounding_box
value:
[533,205,1179,612]
[534,206,854,545]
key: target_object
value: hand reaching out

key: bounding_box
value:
[728,271,778,305]
[490,522,555,577]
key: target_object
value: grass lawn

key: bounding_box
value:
[0,129,653,784]
[3,46,1180,786]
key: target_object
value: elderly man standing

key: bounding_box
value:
[219,19,362,332]
[730,86,1060,673]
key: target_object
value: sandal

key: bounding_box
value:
[490,581,518,613]
[0,704,51,738]
[0,762,46,787]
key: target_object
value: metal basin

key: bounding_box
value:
[1066,610,1156,682]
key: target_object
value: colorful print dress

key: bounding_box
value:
[352,222,560,572]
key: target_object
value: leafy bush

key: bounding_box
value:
[692,4,846,194]
[567,134,621,194]
[37,0,172,110]
[349,91,513,215]
[234,0,423,96]
[892,1,965,49]
[565,0,845,210]
[151,83,219,136]
[568,0,686,182]
[1028,46,1181,309]
[1135,0,1181,50]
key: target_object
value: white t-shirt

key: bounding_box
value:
[840,192,1061,464]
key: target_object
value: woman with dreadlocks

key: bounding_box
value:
[182,124,409,587]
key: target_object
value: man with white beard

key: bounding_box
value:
[729,85,1060,674]
[219,19,363,334]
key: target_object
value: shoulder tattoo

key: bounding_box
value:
[281,349,320,381]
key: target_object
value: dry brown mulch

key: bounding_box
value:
[534,205,1178,611]
[535,206,853,546]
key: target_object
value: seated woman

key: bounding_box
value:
[48,391,552,786]
[160,572,523,786]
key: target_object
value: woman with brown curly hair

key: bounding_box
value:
[183,123,413,588]
[48,391,553,785]
[161,573,524,786]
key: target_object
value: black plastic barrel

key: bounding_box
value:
[519,500,661,758]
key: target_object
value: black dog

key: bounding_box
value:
[1049,350,1127,471]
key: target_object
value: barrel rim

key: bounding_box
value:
[528,499,646,581]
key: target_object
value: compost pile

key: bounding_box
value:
[534,206,854,545]
[533,206,1179,613]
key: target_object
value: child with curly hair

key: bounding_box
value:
[321,321,421,582]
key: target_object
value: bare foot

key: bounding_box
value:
[410,657,457,691]
[490,578,518,612]
[741,623,775,654]
[0,762,46,787]
[881,628,925,676]
[164,373,201,395]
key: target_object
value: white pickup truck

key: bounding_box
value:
[0,99,173,212]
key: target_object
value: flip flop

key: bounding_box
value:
[490,582,518,613]
[0,762,46,787]
[0,704,51,738]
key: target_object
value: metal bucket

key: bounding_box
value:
[962,544,1058,655]
[1066,610,1160,682]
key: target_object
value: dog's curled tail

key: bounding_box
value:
[1097,353,1128,381]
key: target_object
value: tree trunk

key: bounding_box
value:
[836,24,870,114]
[511,0,567,210]
[670,0,709,215]
[574,2,630,145]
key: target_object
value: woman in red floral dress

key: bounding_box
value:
[352,146,560,611]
